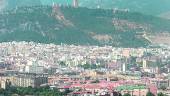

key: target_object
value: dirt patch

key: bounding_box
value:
[89,32,112,42]
[149,33,170,45]
[112,18,150,32]
[52,5,74,27]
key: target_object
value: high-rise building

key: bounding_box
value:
[143,59,147,69]
[73,0,79,8]
[119,63,127,72]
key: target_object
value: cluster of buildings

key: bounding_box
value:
[0,41,170,95]
[0,72,48,89]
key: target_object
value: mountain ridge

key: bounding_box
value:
[2,0,170,16]
[0,6,170,47]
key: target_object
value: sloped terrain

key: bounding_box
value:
[0,6,170,47]
[3,0,170,16]
[78,0,170,16]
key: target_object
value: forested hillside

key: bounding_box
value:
[0,6,170,47]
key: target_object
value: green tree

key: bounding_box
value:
[82,63,91,69]
[0,86,64,96]
[59,61,66,66]
[158,92,167,96]
[0,88,5,94]
[91,80,100,83]
[123,93,131,96]
[146,91,155,96]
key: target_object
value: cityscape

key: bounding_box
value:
[1,0,170,96]
[0,41,170,95]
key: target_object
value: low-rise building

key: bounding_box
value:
[115,85,148,96]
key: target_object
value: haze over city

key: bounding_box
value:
[0,0,170,96]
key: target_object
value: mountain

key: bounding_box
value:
[78,0,170,16]
[3,0,170,16]
[5,0,41,9]
[159,12,170,19]
[0,6,170,47]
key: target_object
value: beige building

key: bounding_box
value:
[13,73,48,88]
[0,76,14,89]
